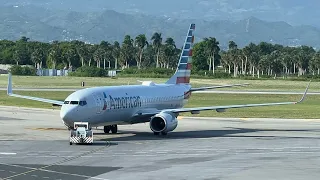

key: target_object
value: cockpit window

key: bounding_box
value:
[64,101,87,106]
[70,101,79,105]
[79,101,87,106]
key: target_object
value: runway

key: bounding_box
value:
[0,87,319,95]
[0,106,320,180]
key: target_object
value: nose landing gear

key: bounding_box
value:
[104,125,118,134]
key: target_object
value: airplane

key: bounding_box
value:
[7,23,310,136]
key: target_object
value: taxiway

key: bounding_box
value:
[0,106,320,180]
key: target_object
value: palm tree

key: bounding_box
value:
[64,46,77,68]
[76,44,88,67]
[161,37,176,69]
[48,42,61,69]
[93,48,105,68]
[310,52,320,75]
[120,35,134,69]
[203,37,220,74]
[13,49,21,65]
[259,54,272,77]
[228,41,238,77]
[295,49,308,76]
[249,52,260,77]
[14,39,30,65]
[236,49,246,75]
[86,44,97,67]
[112,41,120,69]
[242,43,256,75]
[99,41,113,69]
[151,32,162,68]
[31,48,45,69]
[135,34,148,69]
[220,51,232,74]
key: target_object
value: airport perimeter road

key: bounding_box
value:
[0,106,320,180]
[1,87,320,94]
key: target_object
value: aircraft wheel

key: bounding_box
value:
[111,125,118,134]
[104,126,111,133]
[153,132,160,135]
[69,142,72,145]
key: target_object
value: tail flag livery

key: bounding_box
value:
[166,23,195,84]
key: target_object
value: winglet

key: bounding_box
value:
[7,73,12,95]
[296,80,311,104]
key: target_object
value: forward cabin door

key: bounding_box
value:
[92,93,103,114]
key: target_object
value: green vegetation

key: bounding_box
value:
[0,91,318,119]
[0,75,318,92]
[1,31,320,81]
[68,66,108,77]
[0,75,169,88]
[9,65,37,76]
[181,94,319,119]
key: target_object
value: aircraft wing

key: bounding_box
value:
[132,81,310,119]
[190,83,249,92]
[7,74,64,106]
[164,81,310,114]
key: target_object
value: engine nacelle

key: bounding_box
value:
[150,112,178,133]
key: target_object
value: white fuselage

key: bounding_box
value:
[60,82,191,128]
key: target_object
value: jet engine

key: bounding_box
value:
[150,112,178,134]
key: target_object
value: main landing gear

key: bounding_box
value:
[104,125,118,134]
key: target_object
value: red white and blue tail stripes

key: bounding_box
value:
[166,23,195,84]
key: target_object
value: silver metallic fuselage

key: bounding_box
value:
[60,83,191,128]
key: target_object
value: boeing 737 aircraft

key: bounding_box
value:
[7,24,310,136]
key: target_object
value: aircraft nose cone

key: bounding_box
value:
[60,107,74,126]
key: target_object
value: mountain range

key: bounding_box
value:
[1,2,320,49]
[3,0,320,27]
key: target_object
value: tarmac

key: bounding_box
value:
[0,106,320,180]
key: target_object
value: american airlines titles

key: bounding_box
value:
[107,94,142,109]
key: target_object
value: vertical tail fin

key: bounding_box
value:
[166,23,195,84]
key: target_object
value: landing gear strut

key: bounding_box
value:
[110,125,117,134]
[104,125,118,134]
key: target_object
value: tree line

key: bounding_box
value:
[0,34,180,71]
[1,34,320,78]
[193,38,320,78]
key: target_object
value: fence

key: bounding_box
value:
[0,64,117,77]
[36,69,70,76]
[36,69,117,77]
